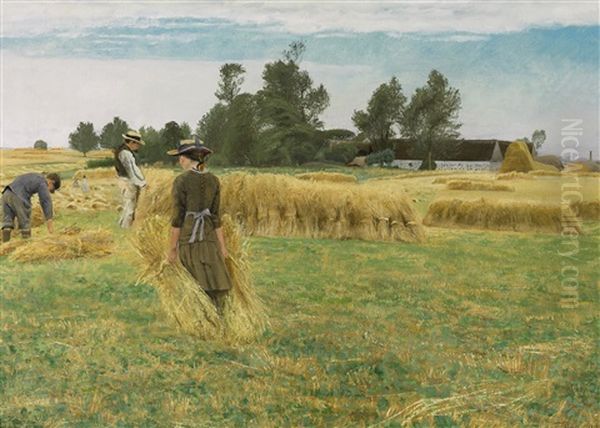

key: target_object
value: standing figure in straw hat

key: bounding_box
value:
[114,130,147,228]
[166,138,232,311]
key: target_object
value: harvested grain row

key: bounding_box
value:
[446,180,515,192]
[423,198,582,234]
[295,172,358,184]
[569,200,600,220]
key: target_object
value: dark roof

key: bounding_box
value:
[392,138,530,161]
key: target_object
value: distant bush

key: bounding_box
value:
[366,149,395,167]
[33,140,48,150]
[315,143,358,164]
[86,157,114,169]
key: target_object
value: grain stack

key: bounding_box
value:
[499,142,559,173]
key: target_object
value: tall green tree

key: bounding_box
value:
[180,122,192,139]
[138,126,162,164]
[352,77,406,152]
[99,116,129,149]
[69,122,99,157]
[402,70,462,170]
[222,93,260,166]
[160,121,185,164]
[215,63,246,105]
[255,41,330,165]
[196,103,228,154]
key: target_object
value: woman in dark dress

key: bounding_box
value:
[166,139,232,310]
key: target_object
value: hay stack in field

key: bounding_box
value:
[569,200,600,220]
[424,198,582,234]
[220,172,424,243]
[499,142,559,173]
[131,214,267,342]
[295,172,358,184]
[6,227,113,262]
[446,180,514,192]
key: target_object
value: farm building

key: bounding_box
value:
[389,138,533,171]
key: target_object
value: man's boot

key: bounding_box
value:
[1,228,11,243]
[21,230,31,239]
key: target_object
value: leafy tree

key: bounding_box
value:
[352,77,406,152]
[366,149,395,166]
[180,122,192,139]
[215,63,246,105]
[138,126,162,164]
[196,103,229,154]
[33,140,48,150]
[220,94,260,166]
[532,129,546,151]
[255,41,330,165]
[160,121,185,164]
[99,116,129,149]
[69,122,99,157]
[402,70,462,170]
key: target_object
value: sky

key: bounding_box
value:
[1,1,598,157]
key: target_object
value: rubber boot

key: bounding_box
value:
[21,230,31,239]
[1,228,11,243]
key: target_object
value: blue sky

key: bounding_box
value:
[1,1,598,157]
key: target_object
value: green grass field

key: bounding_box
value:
[1,207,598,427]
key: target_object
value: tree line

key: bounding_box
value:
[66,41,466,169]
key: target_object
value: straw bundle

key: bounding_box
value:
[220,172,424,243]
[496,171,533,180]
[527,170,562,177]
[432,176,492,184]
[135,169,177,221]
[132,215,222,340]
[7,227,113,262]
[499,142,559,173]
[295,172,358,184]
[569,200,600,220]
[446,180,514,192]
[131,214,267,342]
[424,198,582,234]
[220,214,269,342]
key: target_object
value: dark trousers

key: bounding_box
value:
[2,189,31,231]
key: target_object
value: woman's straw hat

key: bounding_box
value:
[167,137,213,157]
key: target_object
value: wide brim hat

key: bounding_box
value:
[122,130,145,145]
[167,138,213,157]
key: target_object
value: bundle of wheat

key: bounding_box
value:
[135,169,176,221]
[7,227,113,262]
[432,176,493,184]
[220,214,269,342]
[446,180,515,192]
[131,215,222,340]
[569,200,600,220]
[499,142,559,173]
[528,170,562,177]
[295,172,358,184]
[424,198,582,234]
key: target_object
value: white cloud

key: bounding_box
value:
[2,1,597,37]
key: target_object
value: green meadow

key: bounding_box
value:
[1,206,598,427]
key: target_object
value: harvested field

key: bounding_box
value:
[423,198,582,234]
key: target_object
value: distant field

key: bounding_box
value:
[0,152,599,426]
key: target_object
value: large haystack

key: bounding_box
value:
[220,172,424,243]
[135,168,176,221]
[295,172,358,184]
[499,142,559,173]
[131,214,268,343]
[3,227,114,262]
[423,198,582,234]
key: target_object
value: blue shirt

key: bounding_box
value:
[3,173,53,220]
